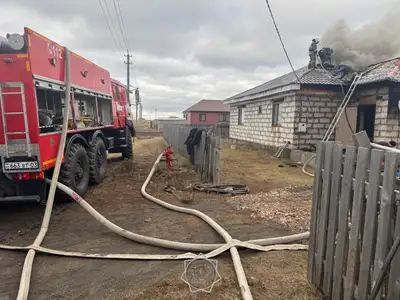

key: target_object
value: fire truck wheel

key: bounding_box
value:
[88,137,107,184]
[122,127,133,159]
[59,143,90,198]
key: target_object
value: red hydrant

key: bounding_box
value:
[163,146,173,169]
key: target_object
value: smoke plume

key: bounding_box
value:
[321,5,400,70]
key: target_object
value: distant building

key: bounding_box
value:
[183,99,230,125]
[151,118,186,130]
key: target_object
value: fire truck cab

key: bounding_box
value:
[0,28,135,203]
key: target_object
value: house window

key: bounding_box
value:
[258,106,262,114]
[272,100,283,126]
[219,113,230,122]
[183,113,187,120]
[199,113,206,122]
[238,107,245,125]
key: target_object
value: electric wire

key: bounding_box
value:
[113,0,130,51]
[264,0,314,148]
[113,0,139,91]
[264,0,301,84]
[368,233,400,300]
[101,0,126,57]
[97,0,124,61]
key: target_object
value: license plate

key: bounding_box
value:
[4,161,39,170]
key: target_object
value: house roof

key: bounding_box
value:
[225,57,400,104]
[358,57,400,84]
[225,66,346,104]
[183,99,229,113]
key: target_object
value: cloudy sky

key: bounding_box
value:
[0,0,398,118]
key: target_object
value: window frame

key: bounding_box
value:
[199,113,206,122]
[238,106,245,125]
[272,100,283,127]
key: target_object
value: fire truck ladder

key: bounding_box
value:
[322,73,363,142]
[0,82,32,157]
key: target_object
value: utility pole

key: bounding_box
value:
[124,51,132,118]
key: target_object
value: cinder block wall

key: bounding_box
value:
[229,93,297,148]
[229,90,342,150]
[293,93,341,149]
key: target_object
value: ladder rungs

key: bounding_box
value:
[4,112,24,115]
[2,92,23,95]
[6,132,27,135]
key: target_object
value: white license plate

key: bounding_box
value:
[4,161,39,170]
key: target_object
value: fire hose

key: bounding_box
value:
[0,51,310,300]
[0,151,308,299]
[0,151,309,299]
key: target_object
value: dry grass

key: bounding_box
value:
[108,252,324,300]
[228,186,313,232]
[134,136,166,155]
[220,143,313,192]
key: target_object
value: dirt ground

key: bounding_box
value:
[0,134,324,300]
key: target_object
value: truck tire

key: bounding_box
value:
[59,143,90,197]
[122,127,133,159]
[88,137,107,184]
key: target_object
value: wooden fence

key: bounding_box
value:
[308,141,400,300]
[162,124,221,184]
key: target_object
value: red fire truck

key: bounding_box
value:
[0,28,135,203]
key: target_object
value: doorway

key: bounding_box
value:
[356,104,376,142]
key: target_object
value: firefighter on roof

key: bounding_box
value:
[308,38,319,69]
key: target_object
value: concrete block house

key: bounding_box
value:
[183,99,230,125]
[224,57,400,151]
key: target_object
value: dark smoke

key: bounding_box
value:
[321,5,400,70]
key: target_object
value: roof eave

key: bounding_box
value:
[224,83,301,105]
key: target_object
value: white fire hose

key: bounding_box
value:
[0,51,310,300]
[1,152,308,299]
[14,47,72,300]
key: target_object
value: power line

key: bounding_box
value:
[113,0,139,89]
[264,0,301,84]
[113,0,130,51]
[97,0,124,61]
[102,0,125,55]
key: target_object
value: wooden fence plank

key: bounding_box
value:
[315,142,334,287]
[323,143,344,297]
[214,136,221,185]
[332,146,357,300]
[344,147,370,300]
[386,152,400,300]
[372,151,398,299]
[358,149,384,300]
[307,142,326,283]
[387,204,400,299]
[199,131,206,178]
[162,125,218,182]
[208,133,213,182]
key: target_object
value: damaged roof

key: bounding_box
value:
[358,57,400,84]
[225,66,346,104]
[225,57,400,105]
